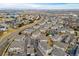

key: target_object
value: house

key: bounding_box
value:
[38,40,53,56]
[0,25,8,31]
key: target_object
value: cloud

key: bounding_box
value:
[0,3,79,9]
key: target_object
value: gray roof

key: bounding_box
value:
[54,41,68,49]
[39,40,51,51]
[51,47,67,56]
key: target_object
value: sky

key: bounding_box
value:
[0,3,79,9]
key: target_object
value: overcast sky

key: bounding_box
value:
[0,3,79,9]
